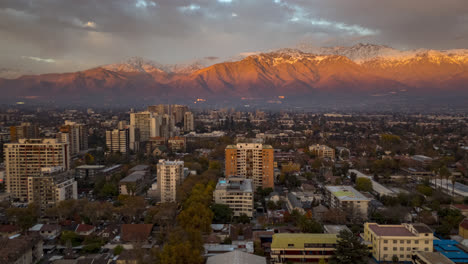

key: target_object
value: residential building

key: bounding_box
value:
[206,251,266,264]
[411,155,433,167]
[225,143,275,190]
[363,222,434,263]
[270,233,338,263]
[309,144,335,159]
[168,136,186,152]
[10,122,39,142]
[106,129,130,154]
[214,177,254,217]
[459,218,468,239]
[27,167,77,208]
[412,251,454,264]
[121,224,153,243]
[119,171,146,195]
[129,111,154,150]
[75,224,96,236]
[0,235,43,264]
[184,111,194,132]
[75,165,106,180]
[325,186,371,219]
[4,138,70,202]
[157,160,184,203]
[58,121,88,156]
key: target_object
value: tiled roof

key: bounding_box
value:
[0,224,20,233]
[121,224,153,242]
[460,218,468,230]
[75,224,95,233]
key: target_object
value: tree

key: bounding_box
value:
[211,204,233,224]
[6,203,39,231]
[355,177,372,192]
[298,216,323,233]
[235,213,250,224]
[392,255,399,263]
[84,153,95,165]
[113,245,124,255]
[60,231,82,246]
[332,230,369,264]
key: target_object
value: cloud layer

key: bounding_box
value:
[1,0,467,75]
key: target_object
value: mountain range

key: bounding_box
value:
[1,43,468,107]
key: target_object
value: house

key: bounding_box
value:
[0,224,20,238]
[451,204,468,217]
[30,224,61,239]
[75,224,96,236]
[0,234,43,264]
[98,224,120,241]
[121,224,153,243]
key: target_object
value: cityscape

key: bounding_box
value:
[1,1,468,264]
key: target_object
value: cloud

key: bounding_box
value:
[0,0,467,75]
[21,56,56,63]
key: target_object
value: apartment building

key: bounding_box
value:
[184,111,194,132]
[119,171,146,196]
[225,143,274,190]
[363,222,434,263]
[4,138,70,202]
[106,129,130,154]
[58,121,88,156]
[325,186,370,219]
[157,160,184,203]
[270,233,338,264]
[309,144,335,159]
[27,167,77,208]
[10,122,39,142]
[214,177,254,217]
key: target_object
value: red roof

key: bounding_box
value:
[75,224,95,233]
[0,225,20,233]
[368,224,415,237]
[121,224,153,242]
[460,219,468,230]
[452,204,468,211]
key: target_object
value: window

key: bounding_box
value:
[384,247,388,251]
[384,240,388,243]
[425,240,429,244]
[288,244,294,247]
[425,248,429,251]
[393,247,397,251]
[400,247,404,251]
[407,240,411,244]
[393,240,397,243]
[415,241,419,244]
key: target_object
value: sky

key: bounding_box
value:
[1,0,468,77]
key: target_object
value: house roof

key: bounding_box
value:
[0,224,20,233]
[0,235,42,263]
[121,224,153,242]
[206,250,266,264]
[75,224,95,233]
[460,218,468,230]
[271,233,338,249]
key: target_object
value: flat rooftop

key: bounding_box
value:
[216,177,253,193]
[271,233,338,249]
[120,171,145,183]
[326,186,370,201]
[368,224,415,237]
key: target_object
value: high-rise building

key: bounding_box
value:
[106,129,129,154]
[363,222,434,263]
[184,112,194,132]
[4,138,70,202]
[58,121,88,156]
[214,177,254,217]
[27,167,77,208]
[9,122,39,142]
[129,111,154,150]
[156,160,184,203]
[225,143,274,190]
[148,104,189,124]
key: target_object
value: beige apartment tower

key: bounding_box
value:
[156,160,184,203]
[225,143,274,190]
[106,129,129,154]
[4,138,70,202]
[214,177,254,217]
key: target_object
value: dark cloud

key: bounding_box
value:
[0,0,467,76]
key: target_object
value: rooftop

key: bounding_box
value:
[216,177,253,193]
[415,251,454,264]
[120,171,145,183]
[271,233,338,249]
[75,165,106,170]
[326,186,370,201]
[121,224,153,242]
[367,224,415,237]
[206,250,266,264]
[434,239,468,264]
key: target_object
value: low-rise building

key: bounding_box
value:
[270,233,338,264]
[309,144,335,159]
[459,218,468,239]
[325,186,370,219]
[119,171,146,195]
[214,177,254,217]
[0,234,43,264]
[75,165,105,180]
[363,222,434,263]
[433,239,468,264]
[412,251,454,264]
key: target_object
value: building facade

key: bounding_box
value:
[157,160,184,203]
[363,222,434,263]
[270,233,338,264]
[9,123,39,142]
[4,138,70,202]
[225,143,274,190]
[214,177,254,217]
[309,144,335,159]
[106,129,130,154]
[58,121,88,156]
[184,111,194,132]
[325,186,370,219]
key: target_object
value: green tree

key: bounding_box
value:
[6,203,39,231]
[392,255,399,263]
[298,216,323,233]
[60,231,82,246]
[113,245,124,255]
[332,230,369,264]
[211,204,233,224]
[355,177,372,192]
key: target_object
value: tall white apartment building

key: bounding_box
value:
[129,111,179,150]
[184,112,194,132]
[106,129,129,154]
[214,177,254,217]
[156,160,184,203]
[4,138,70,202]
